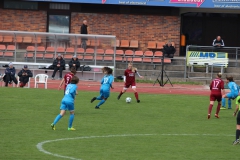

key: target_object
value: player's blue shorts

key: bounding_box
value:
[99,88,110,99]
[60,100,74,111]
[226,92,238,99]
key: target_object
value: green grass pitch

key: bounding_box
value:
[0,87,239,160]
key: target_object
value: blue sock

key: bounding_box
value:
[222,98,226,107]
[96,96,102,100]
[53,114,62,125]
[97,99,105,107]
[228,99,232,109]
[68,114,74,128]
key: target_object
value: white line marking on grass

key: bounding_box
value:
[36,134,156,160]
[36,133,234,160]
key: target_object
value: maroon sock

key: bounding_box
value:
[134,92,139,100]
[216,103,221,115]
[119,91,123,96]
[208,104,213,115]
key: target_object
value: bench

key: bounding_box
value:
[0,61,114,81]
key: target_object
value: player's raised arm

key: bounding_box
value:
[135,68,144,79]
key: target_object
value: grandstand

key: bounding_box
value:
[1,0,240,83]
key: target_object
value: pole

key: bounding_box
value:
[161,56,164,86]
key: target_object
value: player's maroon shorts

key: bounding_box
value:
[124,81,136,88]
[210,92,222,101]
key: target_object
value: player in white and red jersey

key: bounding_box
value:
[208,73,225,119]
[117,63,144,103]
[58,67,77,94]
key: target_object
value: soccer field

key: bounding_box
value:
[0,87,238,160]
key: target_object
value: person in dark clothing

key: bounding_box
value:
[212,36,225,47]
[17,65,33,87]
[80,20,88,50]
[3,62,18,87]
[51,54,65,80]
[68,55,80,71]
[163,41,176,58]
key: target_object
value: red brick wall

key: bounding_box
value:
[71,13,181,55]
[0,9,47,32]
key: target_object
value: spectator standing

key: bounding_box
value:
[51,54,65,80]
[68,55,80,71]
[163,41,176,58]
[80,20,88,50]
[17,65,33,87]
[3,62,18,87]
[212,36,225,47]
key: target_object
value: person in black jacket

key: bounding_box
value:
[51,54,65,80]
[68,55,80,71]
[163,41,176,58]
[18,65,33,87]
[212,36,225,47]
[80,20,88,50]
[3,62,18,87]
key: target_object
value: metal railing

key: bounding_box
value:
[184,45,240,79]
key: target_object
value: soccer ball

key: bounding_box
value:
[126,97,131,103]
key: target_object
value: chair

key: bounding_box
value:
[111,40,120,47]
[129,40,138,48]
[142,58,152,63]
[115,57,123,61]
[3,36,13,43]
[84,55,94,61]
[105,49,114,55]
[125,50,134,56]
[134,51,143,57]
[17,77,30,88]
[5,45,15,57]
[96,56,103,61]
[154,51,163,57]
[77,48,84,54]
[133,57,142,63]
[32,37,41,43]
[104,56,113,61]
[144,51,153,57]
[44,53,54,59]
[36,46,45,59]
[120,40,129,48]
[164,58,172,63]
[85,48,94,55]
[96,49,104,55]
[46,47,55,54]
[147,41,156,49]
[0,36,3,42]
[64,54,73,59]
[56,47,65,54]
[116,50,124,56]
[35,74,48,89]
[26,46,35,59]
[23,37,33,43]
[0,45,6,56]
[15,36,22,43]
[157,42,166,50]
[152,58,161,63]
[66,47,74,54]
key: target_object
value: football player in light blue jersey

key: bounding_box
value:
[221,76,239,110]
[51,76,79,130]
[91,67,114,109]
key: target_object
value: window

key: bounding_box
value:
[48,15,70,33]
[4,0,38,10]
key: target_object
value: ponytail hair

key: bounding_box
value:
[217,72,222,78]
[128,62,137,72]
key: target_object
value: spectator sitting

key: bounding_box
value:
[17,65,33,88]
[212,36,225,47]
[68,55,80,71]
[51,54,65,80]
[163,41,176,58]
[3,62,18,87]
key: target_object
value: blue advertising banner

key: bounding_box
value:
[26,0,240,9]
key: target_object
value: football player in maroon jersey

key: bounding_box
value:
[58,67,77,94]
[208,73,225,119]
[117,63,144,103]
